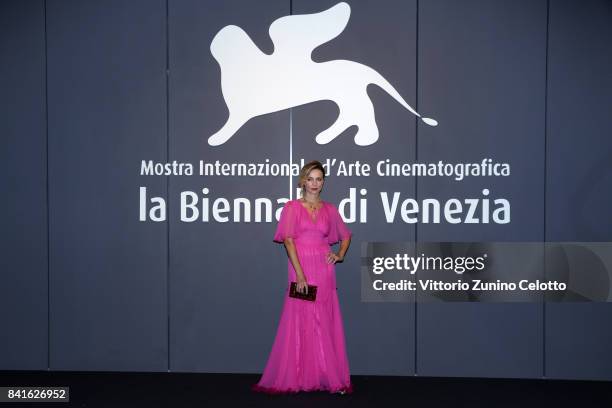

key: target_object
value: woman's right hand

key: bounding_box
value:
[296,273,308,294]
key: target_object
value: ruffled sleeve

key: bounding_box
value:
[326,202,352,245]
[273,200,298,243]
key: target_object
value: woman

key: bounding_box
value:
[253,160,353,394]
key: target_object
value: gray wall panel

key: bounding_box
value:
[293,0,418,375]
[417,0,547,378]
[168,0,291,372]
[546,0,612,381]
[0,0,47,370]
[47,0,168,370]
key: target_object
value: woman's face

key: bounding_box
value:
[303,168,324,196]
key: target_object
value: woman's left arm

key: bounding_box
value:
[327,236,351,264]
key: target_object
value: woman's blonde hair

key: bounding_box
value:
[298,160,325,190]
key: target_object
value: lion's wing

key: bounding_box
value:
[269,2,350,58]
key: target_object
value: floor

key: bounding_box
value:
[1,371,610,407]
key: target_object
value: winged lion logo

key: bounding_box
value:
[208,2,437,147]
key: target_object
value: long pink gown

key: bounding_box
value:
[253,199,353,394]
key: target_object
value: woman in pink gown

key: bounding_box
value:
[253,161,353,394]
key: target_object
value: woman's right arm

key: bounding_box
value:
[283,238,308,294]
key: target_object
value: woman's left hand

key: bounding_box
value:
[326,252,343,264]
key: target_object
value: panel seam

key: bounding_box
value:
[542,0,550,380]
[44,0,50,371]
[166,0,171,373]
[289,0,293,199]
[414,0,419,377]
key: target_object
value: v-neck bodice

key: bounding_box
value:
[298,200,324,223]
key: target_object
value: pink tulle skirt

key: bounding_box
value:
[253,240,352,394]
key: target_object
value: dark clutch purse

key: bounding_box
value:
[289,282,317,301]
